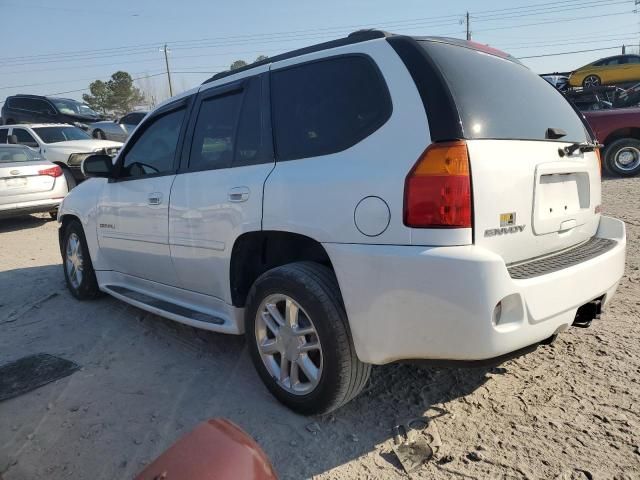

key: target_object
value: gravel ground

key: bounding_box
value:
[0,177,639,480]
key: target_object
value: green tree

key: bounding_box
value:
[82,80,110,115]
[82,71,145,116]
[230,60,248,70]
[107,71,145,115]
[254,55,268,63]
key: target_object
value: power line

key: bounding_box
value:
[0,0,629,67]
[518,45,625,59]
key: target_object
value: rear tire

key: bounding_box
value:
[62,220,101,300]
[245,261,371,415]
[604,138,640,177]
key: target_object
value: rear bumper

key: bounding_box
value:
[0,198,63,218]
[325,215,626,365]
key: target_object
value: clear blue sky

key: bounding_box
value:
[1,0,638,106]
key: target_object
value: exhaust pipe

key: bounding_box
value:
[572,297,603,328]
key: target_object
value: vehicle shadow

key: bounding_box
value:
[0,263,526,480]
[0,214,52,233]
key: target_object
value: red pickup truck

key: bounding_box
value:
[583,107,640,176]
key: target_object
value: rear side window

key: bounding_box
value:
[189,92,242,170]
[271,55,392,161]
[419,41,588,143]
[0,129,7,143]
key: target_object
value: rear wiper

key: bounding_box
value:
[560,141,603,157]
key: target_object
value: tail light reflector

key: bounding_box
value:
[404,140,472,228]
[38,166,63,178]
[595,147,602,173]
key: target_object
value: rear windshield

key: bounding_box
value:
[32,126,91,143]
[0,146,42,163]
[419,41,589,143]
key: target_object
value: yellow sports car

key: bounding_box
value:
[569,54,640,88]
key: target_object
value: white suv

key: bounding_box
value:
[57,31,626,414]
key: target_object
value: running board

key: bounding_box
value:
[104,285,225,325]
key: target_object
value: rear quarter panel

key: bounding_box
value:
[262,39,471,246]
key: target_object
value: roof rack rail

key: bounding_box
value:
[203,29,390,84]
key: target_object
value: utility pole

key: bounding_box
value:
[466,12,471,41]
[622,44,626,54]
[161,44,173,97]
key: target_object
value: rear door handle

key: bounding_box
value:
[148,192,163,205]
[228,186,250,202]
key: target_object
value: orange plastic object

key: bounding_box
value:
[134,419,278,480]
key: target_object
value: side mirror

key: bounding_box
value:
[82,154,114,178]
[7,134,17,144]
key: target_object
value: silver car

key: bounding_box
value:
[88,111,147,142]
[0,144,68,219]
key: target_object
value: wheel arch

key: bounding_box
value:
[58,213,82,255]
[229,230,336,308]
[603,127,640,148]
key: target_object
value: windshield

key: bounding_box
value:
[51,99,99,117]
[32,126,92,143]
[0,145,43,163]
[419,41,589,143]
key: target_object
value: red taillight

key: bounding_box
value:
[404,140,472,228]
[38,166,63,178]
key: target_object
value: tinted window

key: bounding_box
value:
[235,77,268,166]
[0,129,7,143]
[13,128,39,147]
[33,126,91,143]
[626,56,640,64]
[8,98,28,110]
[271,55,392,161]
[121,108,185,178]
[130,112,146,125]
[189,92,242,170]
[604,57,623,66]
[419,41,588,142]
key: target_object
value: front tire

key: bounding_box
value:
[604,138,640,177]
[582,75,601,88]
[245,262,371,415]
[62,220,101,300]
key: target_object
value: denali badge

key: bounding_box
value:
[500,212,516,227]
[99,223,115,229]
[484,225,526,237]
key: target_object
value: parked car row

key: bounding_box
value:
[0,124,122,183]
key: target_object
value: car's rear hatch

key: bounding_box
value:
[0,161,58,205]
[405,38,601,265]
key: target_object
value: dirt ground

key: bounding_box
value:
[0,177,639,480]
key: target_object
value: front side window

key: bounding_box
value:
[0,129,7,143]
[120,108,185,178]
[32,126,91,143]
[13,128,39,147]
[271,55,392,161]
[189,92,242,170]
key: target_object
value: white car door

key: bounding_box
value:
[169,72,274,302]
[96,99,191,285]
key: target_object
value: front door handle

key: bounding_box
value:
[148,192,163,205]
[228,186,250,202]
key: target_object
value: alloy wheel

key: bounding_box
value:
[65,232,84,289]
[255,294,323,395]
